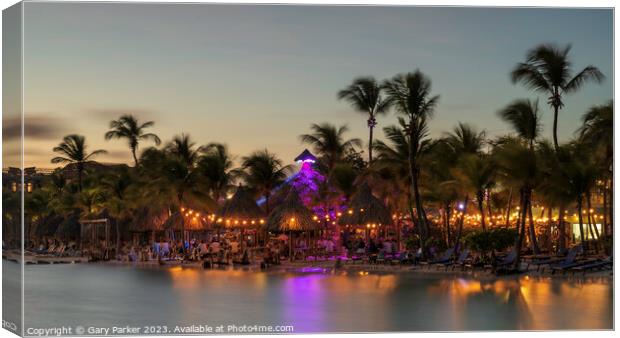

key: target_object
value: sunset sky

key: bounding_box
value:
[8,3,613,168]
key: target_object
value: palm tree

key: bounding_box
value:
[511,43,604,151]
[337,77,390,163]
[423,140,460,246]
[579,101,613,235]
[299,123,362,172]
[166,134,199,167]
[383,70,439,257]
[444,122,486,155]
[197,143,237,204]
[493,139,539,268]
[100,167,134,254]
[452,154,495,231]
[373,119,415,220]
[241,150,292,213]
[559,144,599,252]
[498,98,543,252]
[105,115,161,167]
[497,99,543,150]
[51,134,107,192]
[537,140,572,252]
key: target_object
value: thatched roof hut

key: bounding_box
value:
[218,186,265,228]
[130,207,169,233]
[338,183,392,227]
[163,211,211,232]
[266,190,319,232]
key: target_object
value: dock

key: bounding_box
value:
[2,252,89,264]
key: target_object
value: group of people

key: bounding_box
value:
[119,237,252,265]
[345,236,399,257]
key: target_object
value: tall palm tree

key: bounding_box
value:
[493,139,539,268]
[337,77,390,163]
[578,101,613,235]
[383,70,439,257]
[511,43,604,151]
[498,98,543,252]
[299,123,362,172]
[104,115,161,167]
[51,134,107,192]
[241,150,292,213]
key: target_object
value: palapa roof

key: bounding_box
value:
[130,207,169,232]
[338,183,392,227]
[266,190,319,232]
[218,186,265,228]
[163,211,211,232]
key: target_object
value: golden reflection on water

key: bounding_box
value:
[429,275,612,330]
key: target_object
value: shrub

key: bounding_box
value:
[463,227,517,253]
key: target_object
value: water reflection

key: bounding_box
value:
[16,263,612,333]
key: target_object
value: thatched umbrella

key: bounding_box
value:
[130,207,168,233]
[339,183,392,238]
[218,186,265,228]
[163,211,210,233]
[217,186,266,247]
[267,190,320,260]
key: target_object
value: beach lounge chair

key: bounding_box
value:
[489,249,518,273]
[445,249,470,271]
[528,245,582,271]
[538,245,583,273]
[570,256,613,276]
[420,248,454,269]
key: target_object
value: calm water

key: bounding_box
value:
[6,262,613,333]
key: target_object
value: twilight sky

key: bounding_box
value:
[14,3,613,168]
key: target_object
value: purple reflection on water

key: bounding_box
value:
[281,272,329,332]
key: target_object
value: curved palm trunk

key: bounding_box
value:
[131,146,139,167]
[444,202,452,247]
[551,91,560,152]
[513,188,529,270]
[546,207,553,252]
[527,202,540,254]
[505,187,513,227]
[367,118,374,163]
[558,205,566,252]
[477,191,486,231]
[602,180,608,236]
[586,192,600,239]
[486,191,493,227]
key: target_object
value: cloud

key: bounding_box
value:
[87,108,156,122]
[3,115,67,141]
